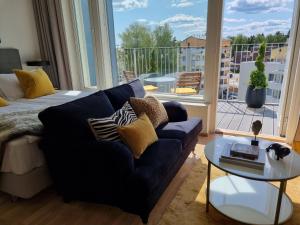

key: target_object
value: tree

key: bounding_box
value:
[153,24,174,47]
[266,31,288,43]
[254,33,266,43]
[119,23,154,48]
[249,42,268,88]
[231,34,248,45]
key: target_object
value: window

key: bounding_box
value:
[267,88,272,96]
[112,0,208,99]
[268,73,274,82]
[73,0,97,88]
[272,90,281,99]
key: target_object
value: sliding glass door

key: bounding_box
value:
[216,0,296,137]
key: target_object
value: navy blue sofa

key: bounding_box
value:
[38,80,202,223]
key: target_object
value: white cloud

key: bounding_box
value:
[136,19,158,26]
[160,14,201,24]
[160,14,207,36]
[113,0,148,12]
[223,19,291,37]
[171,0,194,8]
[227,0,292,14]
[136,19,148,23]
[224,18,246,23]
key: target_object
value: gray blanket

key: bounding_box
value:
[0,110,44,165]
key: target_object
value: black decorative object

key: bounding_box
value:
[266,143,291,160]
[251,120,262,146]
[246,86,266,108]
[26,60,50,67]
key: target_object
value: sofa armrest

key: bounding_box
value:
[163,101,188,122]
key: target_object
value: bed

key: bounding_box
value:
[0,48,93,198]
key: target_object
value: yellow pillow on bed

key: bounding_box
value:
[14,69,55,99]
[0,97,8,107]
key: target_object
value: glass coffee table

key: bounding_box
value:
[204,136,300,225]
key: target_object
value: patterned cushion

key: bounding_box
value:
[113,102,137,126]
[88,101,137,141]
[88,117,120,141]
[130,96,169,128]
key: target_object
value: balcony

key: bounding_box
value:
[217,101,279,136]
[116,43,287,135]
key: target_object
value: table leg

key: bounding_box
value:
[274,181,286,225]
[206,162,211,212]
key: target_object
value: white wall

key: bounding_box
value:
[238,61,285,103]
[0,0,40,64]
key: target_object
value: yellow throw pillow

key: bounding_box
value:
[14,69,55,99]
[117,114,158,159]
[0,97,8,107]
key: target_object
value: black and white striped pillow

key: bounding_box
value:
[88,101,137,141]
[88,117,120,141]
[113,101,137,126]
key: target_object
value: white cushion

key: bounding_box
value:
[0,73,24,100]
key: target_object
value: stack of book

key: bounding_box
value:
[219,143,265,170]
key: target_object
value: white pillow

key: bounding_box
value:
[0,73,24,100]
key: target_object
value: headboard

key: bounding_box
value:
[0,48,22,73]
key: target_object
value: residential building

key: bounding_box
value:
[179,36,231,99]
[238,61,285,103]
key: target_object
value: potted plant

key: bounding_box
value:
[245,42,268,108]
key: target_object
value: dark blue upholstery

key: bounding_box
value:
[163,101,188,122]
[104,83,135,110]
[39,90,115,141]
[128,79,146,98]
[156,118,202,148]
[38,80,202,224]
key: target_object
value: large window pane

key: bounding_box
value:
[217,0,295,137]
[74,0,97,88]
[112,0,208,98]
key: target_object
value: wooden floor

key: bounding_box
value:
[217,101,279,136]
[0,135,216,225]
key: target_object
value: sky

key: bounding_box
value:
[112,0,295,46]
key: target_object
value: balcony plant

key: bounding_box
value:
[245,42,268,108]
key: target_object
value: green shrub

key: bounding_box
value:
[249,42,268,88]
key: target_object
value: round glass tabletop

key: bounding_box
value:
[204,136,300,181]
[144,77,176,83]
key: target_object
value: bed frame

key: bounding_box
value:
[0,48,52,199]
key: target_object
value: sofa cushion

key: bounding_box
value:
[39,90,115,141]
[130,96,168,128]
[156,118,202,147]
[88,101,137,142]
[128,79,145,98]
[117,114,158,159]
[104,84,135,111]
[104,80,145,110]
[126,139,182,196]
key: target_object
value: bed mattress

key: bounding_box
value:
[1,135,44,175]
[0,90,94,175]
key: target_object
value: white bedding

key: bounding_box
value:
[0,90,93,115]
[0,90,95,175]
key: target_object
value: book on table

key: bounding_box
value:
[230,143,259,160]
[219,143,265,170]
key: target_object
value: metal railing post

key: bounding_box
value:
[177,47,180,73]
[133,48,137,75]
